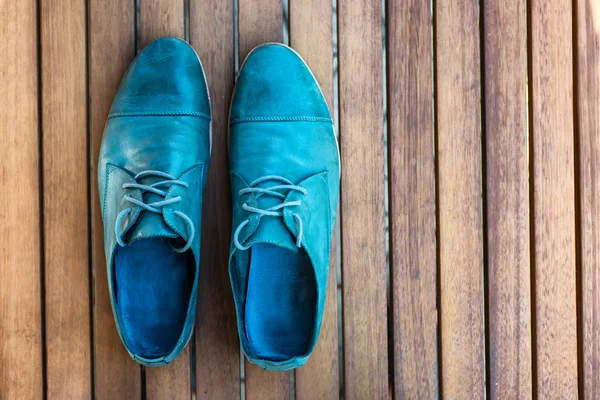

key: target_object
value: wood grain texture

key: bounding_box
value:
[190,0,241,398]
[577,0,600,398]
[483,0,532,398]
[89,1,141,398]
[338,0,388,399]
[145,353,190,400]
[289,0,339,398]
[387,0,437,398]
[140,0,185,48]
[530,0,578,397]
[238,1,290,398]
[138,3,190,398]
[0,0,43,398]
[41,0,92,397]
[435,1,484,398]
[238,0,282,62]
[245,363,290,400]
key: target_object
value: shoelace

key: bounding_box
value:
[233,175,307,251]
[115,170,194,253]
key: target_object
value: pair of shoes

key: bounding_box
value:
[98,37,340,370]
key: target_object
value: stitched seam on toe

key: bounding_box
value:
[230,116,332,125]
[108,111,211,120]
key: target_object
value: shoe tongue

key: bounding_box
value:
[126,178,178,243]
[245,217,298,253]
[244,196,298,253]
[127,212,178,243]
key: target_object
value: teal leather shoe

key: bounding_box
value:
[97,37,211,366]
[228,43,340,370]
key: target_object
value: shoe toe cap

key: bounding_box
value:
[109,37,210,117]
[231,44,331,123]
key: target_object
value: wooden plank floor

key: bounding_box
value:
[2,0,600,398]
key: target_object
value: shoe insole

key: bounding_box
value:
[245,243,317,361]
[115,239,191,358]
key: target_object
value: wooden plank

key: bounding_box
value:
[0,1,43,398]
[289,1,339,398]
[338,0,388,399]
[89,0,141,398]
[190,0,240,398]
[238,0,282,62]
[138,3,191,399]
[245,364,290,400]
[530,0,578,397]
[40,0,92,397]
[237,1,290,399]
[139,0,185,48]
[146,355,190,400]
[387,0,437,398]
[435,0,484,397]
[482,0,532,398]
[577,0,600,397]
